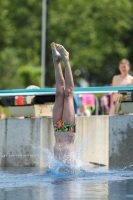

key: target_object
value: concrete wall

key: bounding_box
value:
[0,118,41,167]
[75,116,109,166]
[0,115,133,168]
[109,115,133,167]
[0,120,6,167]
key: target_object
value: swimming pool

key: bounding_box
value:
[0,164,133,200]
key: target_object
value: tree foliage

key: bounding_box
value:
[46,0,133,85]
[0,48,22,89]
[0,0,133,89]
[17,65,41,88]
[0,0,42,89]
[0,0,42,64]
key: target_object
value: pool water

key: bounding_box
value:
[0,165,133,200]
[0,145,133,200]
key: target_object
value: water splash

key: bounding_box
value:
[0,139,106,177]
[31,144,86,176]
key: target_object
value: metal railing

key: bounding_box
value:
[0,86,133,96]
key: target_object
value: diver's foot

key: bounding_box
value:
[51,42,61,61]
[55,43,69,61]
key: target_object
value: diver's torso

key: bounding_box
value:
[54,131,76,163]
[54,131,75,143]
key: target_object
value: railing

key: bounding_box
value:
[0,86,133,96]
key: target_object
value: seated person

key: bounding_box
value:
[109,59,133,115]
[81,94,95,116]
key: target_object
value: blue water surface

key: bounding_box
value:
[0,165,133,200]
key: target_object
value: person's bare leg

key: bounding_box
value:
[55,44,75,125]
[55,44,76,164]
[51,42,65,125]
[51,42,65,160]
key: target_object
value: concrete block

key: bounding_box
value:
[0,120,6,166]
[6,118,41,167]
[75,116,109,166]
[109,115,133,167]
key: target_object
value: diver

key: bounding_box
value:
[51,42,76,165]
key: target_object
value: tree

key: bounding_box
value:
[17,65,41,88]
[0,0,42,65]
[0,48,22,89]
[0,0,42,89]
[46,0,133,86]
[0,0,133,88]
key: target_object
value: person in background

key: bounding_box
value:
[0,112,5,119]
[81,94,96,116]
[73,94,84,116]
[101,92,112,115]
[109,58,133,115]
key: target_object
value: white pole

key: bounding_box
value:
[41,0,47,88]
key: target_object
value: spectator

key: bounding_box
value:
[73,94,84,116]
[101,92,112,115]
[109,58,133,115]
[81,94,95,116]
[0,112,5,119]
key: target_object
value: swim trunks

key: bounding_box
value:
[54,120,76,132]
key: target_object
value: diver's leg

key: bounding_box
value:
[55,44,75,125]
[51,42,65,124]
[54,44,76,164]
